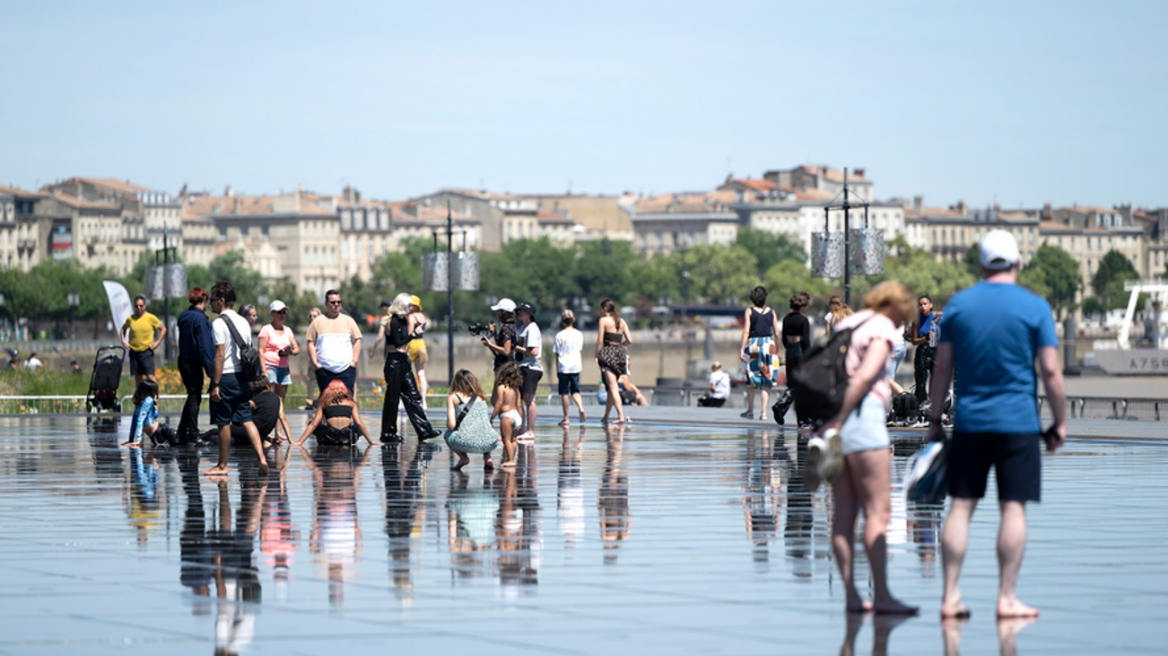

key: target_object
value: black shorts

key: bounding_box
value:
[129,348,155,376]
[948,431,1042,503]
[520,367,543,398]
[557,372,580,396]
[211,372,253,427]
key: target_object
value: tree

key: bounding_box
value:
[480,238,576,310]
[1091,250,1140,310]
[671,244,759,305]
[961,244,981,278]
[1022,245,1080,317]
[734,228,806,276]
[207,251,268,305]
[762,260,834,307]
[572,239,637,304]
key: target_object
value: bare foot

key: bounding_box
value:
[873,597,919,615]
[997,598,1038,618]
[257,462,269,477]
[500,460,516,470]
[120,441,141,449]
[846,599,873,614]
[557,419,569,427]
[451,455,470,471]
[578,412,586,422]
[203,465,228,478]
[997,616,1037,656]
[483,457,495,472]
[941,597,972,619]
[941,616,968,656]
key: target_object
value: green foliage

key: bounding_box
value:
[1091,250,1140,310]
[0,259,113,323]
[734,228,806,275]
[962,244,981,278]
[672,244,759,305]
[480,238,576,310]
[207,250,268,306]
[762,259,835,306]
[0,369,93,396]
[1022,245,1080,316]
[572,240,637,305]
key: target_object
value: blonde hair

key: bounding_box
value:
[388,293,412,317]
[864,281,915,323]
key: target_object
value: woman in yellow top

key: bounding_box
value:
[407,295,430,400]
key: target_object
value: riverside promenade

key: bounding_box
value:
[0,387,1163,655]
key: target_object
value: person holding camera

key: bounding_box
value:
[379,293,440,443]
[480,298,520,405]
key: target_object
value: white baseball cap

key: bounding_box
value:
[269,300,288,312]
[979,230,1021,271]
[490,298,517,312]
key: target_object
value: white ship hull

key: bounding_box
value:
[1094,349,1168,375]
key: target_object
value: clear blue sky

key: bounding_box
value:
[3,0,1165,209]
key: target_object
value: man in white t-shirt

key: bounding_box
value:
[699,361,731,407]
[513,302,542,438]
[204,280,268,478]
[306,290,363,397]
[553,309,586,427]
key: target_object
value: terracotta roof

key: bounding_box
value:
[0,184,42,197]
[520,195,633,232]
[536,209,573,224]
[634,190,738,215]
[182,191,335,220]
[47,192,119,211]
[724,177,780,192]
[73,177,157,194]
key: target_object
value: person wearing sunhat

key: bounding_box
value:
[512,302,543,438]
[257,300,300,402]
[407,294,430,400]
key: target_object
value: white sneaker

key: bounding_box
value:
[821,428,844,484]
[805,437,827,491]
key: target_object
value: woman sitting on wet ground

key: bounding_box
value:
[490,362,524,469]
[296,380,379,447]
[197,375,292,449]
[444,369,498,472]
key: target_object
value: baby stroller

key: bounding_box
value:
[87,345,126,414]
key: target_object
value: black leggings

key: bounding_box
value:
[785,343,809,425]
[914,345,935,403]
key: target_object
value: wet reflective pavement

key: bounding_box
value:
[0,416,1165,655]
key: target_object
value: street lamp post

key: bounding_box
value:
[67,293,79,340]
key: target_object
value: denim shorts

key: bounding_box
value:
[839,394,890,455]
[558,372,580,395]
[267,366,291,386]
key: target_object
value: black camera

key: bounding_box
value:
[467,321,491,337]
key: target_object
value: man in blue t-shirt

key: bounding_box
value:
[926,229,1067,621]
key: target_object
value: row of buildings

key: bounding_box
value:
[2,166,1165,307]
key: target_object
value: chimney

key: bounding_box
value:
[854,168,865,178]
[224,185,234,198]
[912,196,923,214]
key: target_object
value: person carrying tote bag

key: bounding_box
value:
[444,370,499,472]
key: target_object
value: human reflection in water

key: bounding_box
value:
[210,475,264,656]
[176,451,214,617]
[447,469,497,581]
[906,501,943,578]
[384,442,429,604]
[124,447,163,548]
[260,442,298,601]
[942,616,1035,656]
[494,443,541,595]
[780,436,817,579]
[88,418,125,483]
[598,424,630,565]
[557,426,586,550]
[742,430,780,571]
[300,443,369,607]
[839,612,913,656]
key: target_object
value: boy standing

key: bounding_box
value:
[553,309,586,427]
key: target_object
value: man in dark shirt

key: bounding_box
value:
[176,288,216,442]
[782,291,813,428]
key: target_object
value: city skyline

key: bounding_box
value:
[3,1,1166,209]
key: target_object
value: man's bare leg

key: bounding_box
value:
[572,392,585,422]
[203,425,232,477]
[997,501,1038,617]
[560,395,570,426]
[941,497,978,617]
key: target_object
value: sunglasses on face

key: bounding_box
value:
[328,300,343,305]
[273,310,287,314]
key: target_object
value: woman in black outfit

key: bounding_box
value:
[782,291,813,428]
[380,293,440,443]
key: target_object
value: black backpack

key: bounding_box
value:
[219,314,261,382]
[787,317,871,422]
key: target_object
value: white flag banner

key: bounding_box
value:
[103,280,133,336]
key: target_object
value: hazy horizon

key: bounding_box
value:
[3,0,1165,209]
